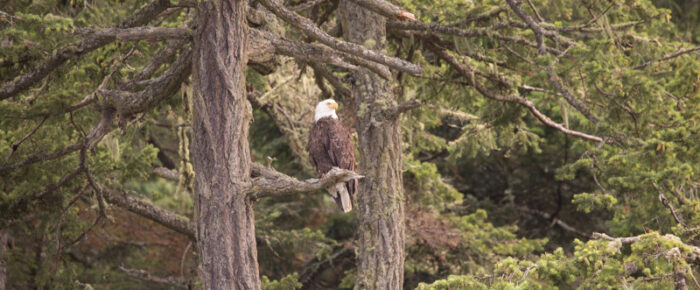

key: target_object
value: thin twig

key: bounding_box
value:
[654,182,686,227]
[525,0,544,22]
[3,115,49,166]
[631,47,700,70]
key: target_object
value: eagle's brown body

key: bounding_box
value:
[307,116,357,211]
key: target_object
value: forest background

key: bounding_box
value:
[1,0,699,288]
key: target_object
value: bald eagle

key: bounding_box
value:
[307,99,357,213]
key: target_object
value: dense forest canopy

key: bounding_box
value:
[0,0,699,289]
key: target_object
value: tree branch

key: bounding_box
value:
[0,0,172,101]
[102,187,195,240]
[0,143,84,172]
[119,266,188,289]
[518,206,592,238]
[348,0,415,21]
[2,115,49,166]
[76,26,191,42]
[128,39,186,87]
[100,47,192,116]
[425,42,603,143]
[387,20,508,38]
[383,99,421,119]
[655,183,687,227]
[256,0,421,75]
[310,62,352,98]
[631,46,700,70]
[154,167,181,181]
[252,29,359,72]
[248,164,363,199]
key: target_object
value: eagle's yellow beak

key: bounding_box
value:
[328,102,339,110]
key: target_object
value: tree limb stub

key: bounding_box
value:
[256,0,422,75]
[0,0,172,101]
[248,163,363,199]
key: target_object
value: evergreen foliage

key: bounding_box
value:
[1,0,699,288]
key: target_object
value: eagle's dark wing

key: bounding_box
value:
[327,119,355,172]
[326,119,357,200]
[307,118,334,175]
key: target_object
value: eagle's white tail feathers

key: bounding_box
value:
[332,183,352,213]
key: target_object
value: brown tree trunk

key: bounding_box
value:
[191,0,260,289]
[0,229,7,290]
[339,2,406,289]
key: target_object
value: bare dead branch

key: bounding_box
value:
[525,0,544,22]
[248,164,363,199]
[387,20,508,38]
[1,105,115,172]
[154,167,181,181]
[383,99,421,119]
[542,18,655,33]
[75,26,191,42]
[504,0,599,123]
[100,47,192,116]
[310,62,352,98]
[654,183,687,227]
[659,192,686,227]
[518,206,592,238]
[252,29,359,71]
[0,143,84,172]
[0,0,172,101]
[3,115,49,166]
[506,0,548,54]
[68,215,103,247]
[256,0,421,75]
[348,0,415,21]
[426,42,603,143]
[32,167,85,200]
[119,266,188,288]
[491,33,564,55]
[631,46,700,70]
[65,47,135,114]
[102,186,195,240]
[544,65,600,124]
[128,40,186,87]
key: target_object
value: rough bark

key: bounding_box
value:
[339,2,406,289]
[191,0,260,289]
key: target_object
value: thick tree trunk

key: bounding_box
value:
[191,1,260,289]
[0,229,7,290]
[339,2,406,289]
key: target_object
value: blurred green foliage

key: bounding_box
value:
[1,0,699,288]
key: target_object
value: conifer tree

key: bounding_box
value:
[1,0,699,289]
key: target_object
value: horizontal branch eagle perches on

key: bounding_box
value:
[247,163,364,200]
[93,162,362,243]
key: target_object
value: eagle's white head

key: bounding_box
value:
[314,99,339,122]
